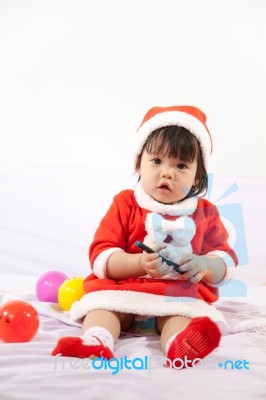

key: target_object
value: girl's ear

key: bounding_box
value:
[133,170,141,183]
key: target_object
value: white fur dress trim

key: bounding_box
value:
[70,290,228,332]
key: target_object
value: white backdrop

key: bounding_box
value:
[0,0,266,177]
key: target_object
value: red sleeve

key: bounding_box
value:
[202,203,238,266]
[89,191,131,268]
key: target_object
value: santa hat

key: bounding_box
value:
[134,105,213,169]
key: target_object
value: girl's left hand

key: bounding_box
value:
[178,254,208,283]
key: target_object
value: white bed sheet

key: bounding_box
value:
[1,167,266,399]
[0,273,266,400]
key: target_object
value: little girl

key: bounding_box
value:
[52,105,238,368]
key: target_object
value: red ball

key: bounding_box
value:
[0,300,39,343]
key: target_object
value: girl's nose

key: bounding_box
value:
[161,168,174,179]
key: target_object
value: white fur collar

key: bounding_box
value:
[134,181,198,216]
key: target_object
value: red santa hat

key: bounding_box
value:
[134,105,213,169]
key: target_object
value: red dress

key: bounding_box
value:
[70,183,237,325]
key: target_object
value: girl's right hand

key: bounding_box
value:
[139,246,173,278]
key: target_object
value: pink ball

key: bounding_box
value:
[36,271,68,302]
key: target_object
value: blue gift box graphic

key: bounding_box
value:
[214,202,248,266]
[162,174,249,301]
[207,173,248,267]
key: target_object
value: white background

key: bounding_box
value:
[0,0,266,177]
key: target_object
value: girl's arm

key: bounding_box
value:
[107,249,171,280]
[106,251,144,279]
[179,254,226,284]
[201,255,226,284]
[179,203,237,284]
[89,191,166,280]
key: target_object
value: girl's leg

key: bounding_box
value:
[157,315,191,352]
[52,310,133,359]
[82,309,134,340]
[157,315,221,368]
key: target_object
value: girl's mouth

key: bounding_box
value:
[157,184,171,193]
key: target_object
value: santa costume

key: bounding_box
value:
[70,105,238,331]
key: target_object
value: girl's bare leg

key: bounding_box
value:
[157,315,221,368]
[157,315,191,352]
[82,310,134,340]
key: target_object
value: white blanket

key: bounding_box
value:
[1,274,266,400]
[0,166,266,400]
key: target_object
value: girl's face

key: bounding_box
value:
[138,149,198,204]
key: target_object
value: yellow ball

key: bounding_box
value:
[58,276,85,311]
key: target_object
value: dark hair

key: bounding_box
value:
[135,126,208,198]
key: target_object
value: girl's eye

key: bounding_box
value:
[177,163,187,170]
[152,158,161,164]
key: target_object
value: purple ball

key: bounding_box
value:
[36,271,69,302]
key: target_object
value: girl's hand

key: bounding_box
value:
[178,254,208,283]
[140,245,173,278]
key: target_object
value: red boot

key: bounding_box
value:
[52,336,114,360]
[167,317,221,368]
